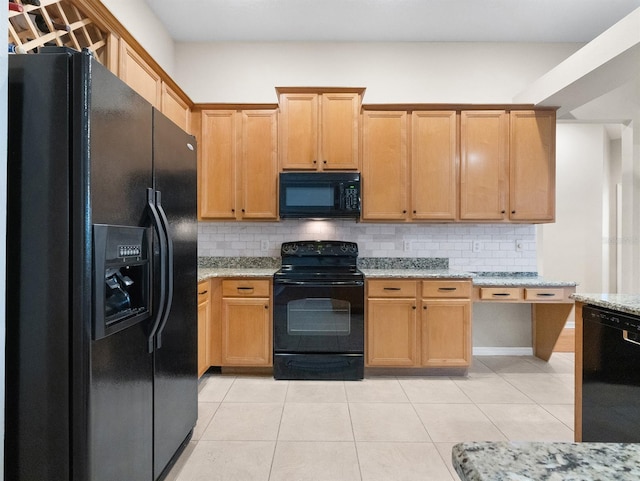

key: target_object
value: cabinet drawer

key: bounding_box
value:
[524,288,566,302]
[479,287,523,301]
[367,280,417,298]
[198,280,210,303]
[222,279,270,297]
[422,280,471,299]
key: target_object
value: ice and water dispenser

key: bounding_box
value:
[93,224,152,340]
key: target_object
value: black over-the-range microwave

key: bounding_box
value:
[279,172,361,219]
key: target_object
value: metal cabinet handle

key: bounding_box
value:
[536,293,556,297]
[438,287,457,291]
[383,287,401,291]
[237,287,254,291]
[623,331,640,346]
[198,290,208,295]
[492,293,511,297]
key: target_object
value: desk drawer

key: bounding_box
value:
[479,287,523,301]
[525,288,566,302]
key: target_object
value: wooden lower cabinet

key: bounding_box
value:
[421,299,471,367]
[197,280,211,378]
[367,298,418,366]
[220,279,272,367]
[366,278,472,368]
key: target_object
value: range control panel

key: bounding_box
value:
[281,240,358,257]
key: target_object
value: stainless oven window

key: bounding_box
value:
[287,298,351,336]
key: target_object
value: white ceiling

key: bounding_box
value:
[144,0,640,43]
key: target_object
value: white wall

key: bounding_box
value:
[174,42,581,103]
[100,0,176,76]
[537,123,606,293]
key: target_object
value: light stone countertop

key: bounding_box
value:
[360,268,473,279]
[452,441,640,481]
[571,293,640,316]
[197,266,576,287]
[198,268,278,282]
[472,276,577,287]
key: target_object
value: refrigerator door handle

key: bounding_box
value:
[147,187,167,353]
[155,190,174,349]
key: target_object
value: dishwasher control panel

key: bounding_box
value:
[583,305,640,333]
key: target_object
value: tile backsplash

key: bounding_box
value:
[198,220,537,272]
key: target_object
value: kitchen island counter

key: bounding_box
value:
[571,293,640,316]
[452,441,640,481]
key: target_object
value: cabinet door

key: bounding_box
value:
[118,39,161,108]
[320,93,360,170]
[510,110,556,222]
[362,111,409,220]
[366,298,418,367]
[279,93,318,170]
[200,110,237,219]
[421,299,470,367]
[161,82,191,133]
[221,297,272,366]
[239,110,278,220]
[411,111,458,220]
[460,111,508,220]
[197,281,211,378]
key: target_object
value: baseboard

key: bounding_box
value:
[472,347,534,356]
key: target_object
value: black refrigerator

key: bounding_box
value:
[5,48,198,481]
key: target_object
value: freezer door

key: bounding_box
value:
[151,109,198,479]
[75,50,155,481]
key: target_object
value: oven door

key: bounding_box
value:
[273,280,364,353]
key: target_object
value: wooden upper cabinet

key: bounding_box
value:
[459,110,509,220]
[411,111,458,220]
[278,89,362,170]
[200,110,237,219]
[118,39,161,108]
[199,108,278,221]
[361,110,409,220]
[239,110,279,219]
[510,110,556,222]
[161,82,191,133]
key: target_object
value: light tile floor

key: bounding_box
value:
[167,353,575,481]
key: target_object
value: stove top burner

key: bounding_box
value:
[276,240,362,281]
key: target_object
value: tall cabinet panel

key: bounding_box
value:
[278,93,319,170]
[459,110,509,220]
[509,110,556,222]
[320,92,360,170]
[411,111,458,220]
[361,110,409,220]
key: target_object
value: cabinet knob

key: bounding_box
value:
[242,208,245,213]
[323,160,327,164]
[402,210,407,214]
[423,306,427,310]
[412,306,416,310]
[313,160,317,164]
[501,210,506,214]
[413,210,417,214]
[264,305,269,309]
[231,208,235,213]
[511,210,516,214]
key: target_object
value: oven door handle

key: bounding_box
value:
[275,280,364,287]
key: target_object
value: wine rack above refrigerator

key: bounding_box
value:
[8,0,108,63]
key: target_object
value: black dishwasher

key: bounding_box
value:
[582,304,640,442]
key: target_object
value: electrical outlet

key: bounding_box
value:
[260,240,269,251]
[515,240,524,252]
[472,240,481,253]
[403,240,411,252]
